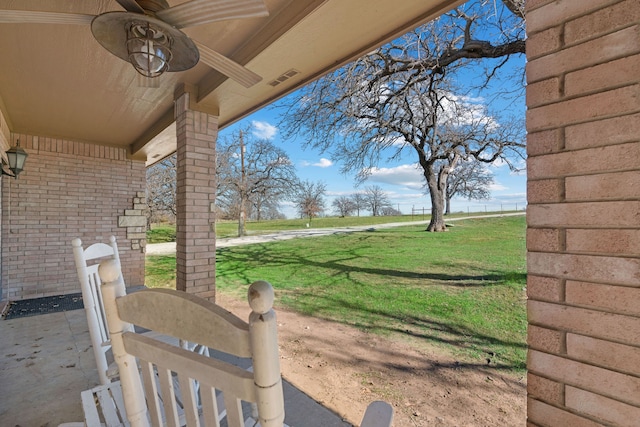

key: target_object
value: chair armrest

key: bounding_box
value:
[360,401,394,427]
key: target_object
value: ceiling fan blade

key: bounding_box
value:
[157,0,268,29]
[194,41,262,88]
[115,0,146,14]
[0,10,94,25]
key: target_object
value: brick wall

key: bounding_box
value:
[1,133,147,301]
[526,0,640,425]
[174,90,217,301]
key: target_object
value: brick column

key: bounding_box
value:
[174,87,217,301]
[526,0,640,425]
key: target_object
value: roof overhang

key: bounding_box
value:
[0,0,464,166]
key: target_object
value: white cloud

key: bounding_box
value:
[301,158,333,168]
[491,157,508,168]
[251,121,277,140]
[365,164,424,190]
[314,158,333,168]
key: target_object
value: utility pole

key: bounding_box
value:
[238,130,247,237]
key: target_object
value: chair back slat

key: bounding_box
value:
[222,393,245,427]
[178,375,199,427]
[158,367,181,427]
[83,241,116,261]
[139,362,163,427]
[124,333,257,402]
[116,289,252,357]
[199,386,222,427]
[127,337,256,427]
[86,264,110,343]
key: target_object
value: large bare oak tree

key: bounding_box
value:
[279,0,525,231]
[217,127,298,236]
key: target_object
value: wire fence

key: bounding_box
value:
[407,202,526,219]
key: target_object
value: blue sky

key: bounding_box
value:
[218,58,527,219]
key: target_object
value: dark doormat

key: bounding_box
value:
[2,293,84,320]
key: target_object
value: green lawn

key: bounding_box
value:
[146,215,527,371]
[148,210,522,241]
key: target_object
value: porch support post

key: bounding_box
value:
[174,84,218,301]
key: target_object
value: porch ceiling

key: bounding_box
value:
[0,0,463,166]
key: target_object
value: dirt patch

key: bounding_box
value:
[216,293,526,426]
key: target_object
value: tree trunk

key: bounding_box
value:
[238,192,247,236]
[238,131,247,237]
[426,175,447,231]
[445,195,451,215]
[426,153,460,230]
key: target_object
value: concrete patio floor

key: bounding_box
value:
[0,308,351,426]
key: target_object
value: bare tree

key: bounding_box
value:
[442,159,494,214]
[332,195,357,217]
[217,127,297,236]
[279,0,525,231]
[364,185,392,217]
[380,206,402,216]
[292,180,326,223]
[146,155,176,227]
[350,192,367,217]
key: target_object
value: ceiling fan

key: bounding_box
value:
[0,0,268,87]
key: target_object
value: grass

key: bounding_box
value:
[146,215,527,371]
[150,210,522,239]
[147,223,176,243]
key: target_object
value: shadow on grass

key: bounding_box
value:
[216,239,526,288]
[288,290,526,369]
[215,242,527,371]
[217,242,523,288]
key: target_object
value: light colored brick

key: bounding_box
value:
[527,129,563,157]
[566,55,640,97]
[118,216,146,227]
[527,274,564,303]
[528,373,564,404]
[565,0,640,45]
[527,228,563,253]
[2,133,146,300]
[527,77,562,107]
[526,26,562,60]
[567,333,640,376]
[528,24,640,82]
[566,281,640,316]
[527,179,564,204]
[527,0,614,33]
[525,0,556,14]
[566,228,640,255]
[528,300,640,345]
[527,201,640,229]
[527,397,605,427]
[175,90,217,301]
[565,170,640,202]
[566,386,640,427]
[527,85,640,132]
[528,350,640,406]
[527,324,564,354]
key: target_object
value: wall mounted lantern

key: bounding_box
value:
[2,140,28,179]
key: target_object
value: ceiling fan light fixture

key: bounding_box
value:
[91,12,199,78]
[126,20,172,77]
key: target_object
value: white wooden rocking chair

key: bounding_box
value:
[87,259,393,427]
[72,236,122,385]
[99,258,284,427]
[72,236,209,386]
